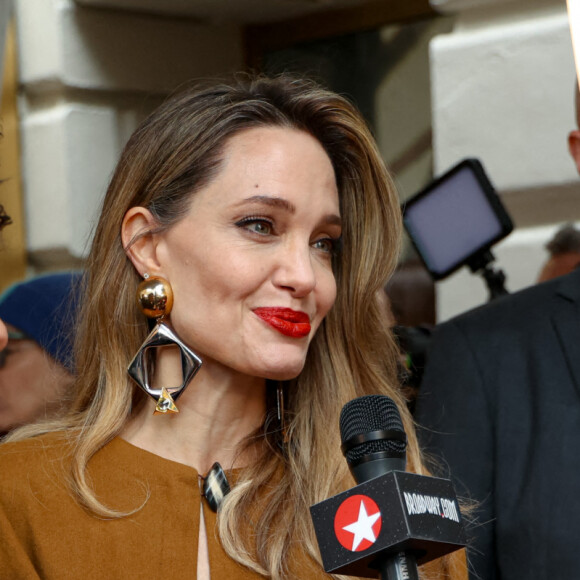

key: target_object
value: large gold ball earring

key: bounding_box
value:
[137,275,174,319]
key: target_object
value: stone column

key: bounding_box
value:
[14,0,243,270]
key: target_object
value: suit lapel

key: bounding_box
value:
[551,269,580,392]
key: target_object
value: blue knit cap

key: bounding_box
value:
[0,272,82,372]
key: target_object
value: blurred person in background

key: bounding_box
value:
[537,222,580,282]
[0,272,79,435]
[385,257,436,410]
[385,257,436,328]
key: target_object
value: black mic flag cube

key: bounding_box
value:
[310,471,466,578]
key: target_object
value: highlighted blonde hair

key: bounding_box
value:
[7,75,463,579]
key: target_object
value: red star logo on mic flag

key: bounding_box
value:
[334,494,382,552]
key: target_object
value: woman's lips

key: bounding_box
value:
[253,307,311,338]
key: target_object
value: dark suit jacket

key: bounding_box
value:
[415,268,580,580]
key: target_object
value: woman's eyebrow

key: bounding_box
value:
[323,214,342,227]
[237,195,296,213]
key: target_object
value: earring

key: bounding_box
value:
[127,275,202,415]
[277,383,289,444]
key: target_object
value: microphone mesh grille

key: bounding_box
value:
[339,394,406,463]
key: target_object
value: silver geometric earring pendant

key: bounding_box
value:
[127,275,202,415]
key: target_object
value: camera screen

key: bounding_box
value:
[403,159,512,280]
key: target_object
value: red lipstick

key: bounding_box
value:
[253,307,311,338]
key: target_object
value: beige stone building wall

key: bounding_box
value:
[11,0,243,278]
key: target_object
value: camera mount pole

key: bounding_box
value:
[467,249,509,301]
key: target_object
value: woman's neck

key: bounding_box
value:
[121,347,268,474]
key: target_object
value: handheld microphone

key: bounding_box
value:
[340,394,407,483]
[310,395,466,579]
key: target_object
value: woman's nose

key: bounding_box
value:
[272,242,317,297]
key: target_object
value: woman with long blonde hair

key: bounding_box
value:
[0,74,465,579]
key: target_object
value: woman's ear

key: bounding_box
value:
[121,207,162,275]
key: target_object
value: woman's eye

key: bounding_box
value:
[235,217,273,236]
[312,237,339,254]
[248,221,272,235]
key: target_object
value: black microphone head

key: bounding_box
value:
[340,394,406,465]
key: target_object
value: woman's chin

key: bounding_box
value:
[261,361,306,382]
[242,346,308,382]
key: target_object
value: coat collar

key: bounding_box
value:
[552,268,580,392]
[555,267,580,303]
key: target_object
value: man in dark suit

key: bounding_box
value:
[414,86,580,579]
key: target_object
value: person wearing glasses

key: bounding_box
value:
[0,272,79,436]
